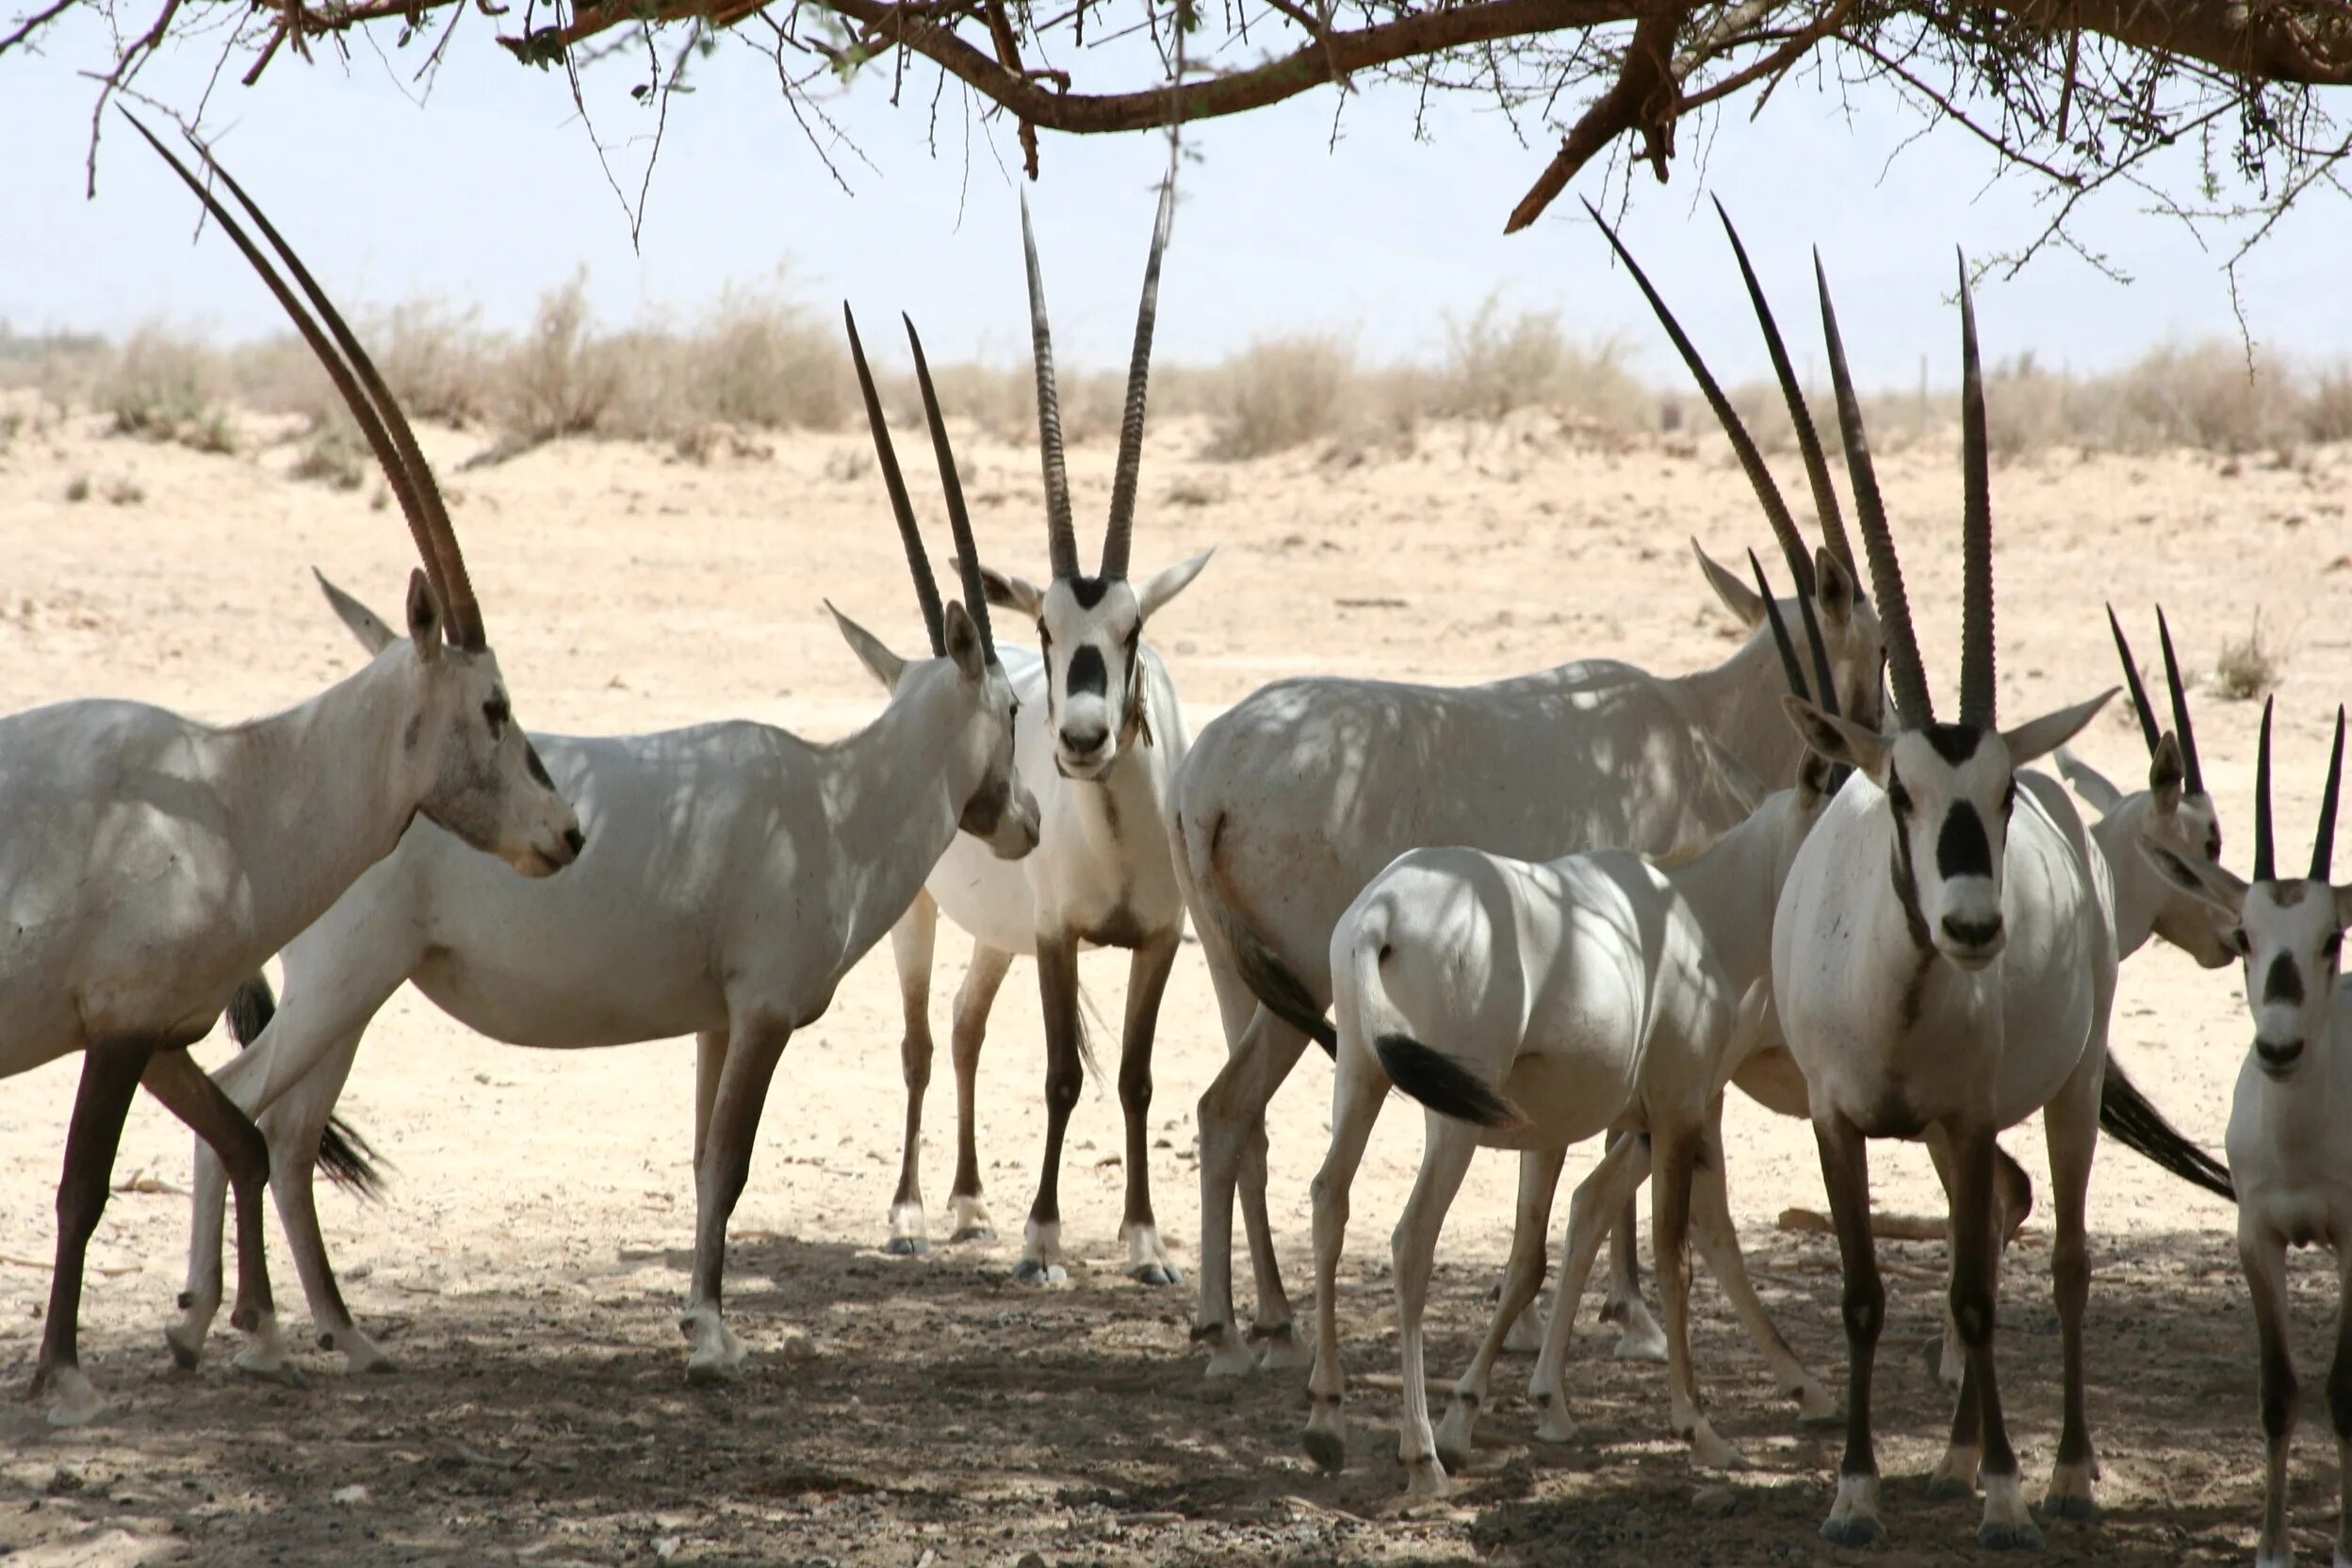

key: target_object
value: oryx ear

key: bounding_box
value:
[317,567,399,656]
[2053,744,2125,816]
[2003,689,2117,769]
[1783,694,1889,781]
[1692,539,1765,628]
[827,600,907,692]
[1136,547,1215,619]
[942,599,988,681]
[1813,547,1858,630]
[2147,732,2186,815]
[404,568,445,664]
[968,562,1044,619]
[2335,883,2352,934]
[2137,834,2247,921]
[1796,746,1837,810]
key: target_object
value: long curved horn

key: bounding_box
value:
[2254,695,2277,882]
[2313,705,2345,882]
[1815,252,1934,728]
[1583,200,1812,595]
[904,315,996,663]
[126,114,482,645]
[1715,199,1853,581]
[2106,605,2161,759]
[843,304,946,657]
[1102,178,1174,582]
[1019,194,1081,582]
[1746,550,1809,702]
[1956,254,1996,729]
[2155,608,2205,795]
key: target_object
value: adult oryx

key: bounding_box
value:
[881,183,1212,1288]
[1174,204,1888,1377]
[170,309,1038,1386]
[2140,700,2352,1568]
[4,120,581,1426]
[1771,256,2117,1548]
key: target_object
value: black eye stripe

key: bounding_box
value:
[1936,801,1995,880]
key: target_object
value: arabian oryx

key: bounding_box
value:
[171,310,1038,1385]
[1173,203,1888,1378]
[1770,256,2120,1548]
[880,183,1212,1287]
[2140,699,2351,1568]
[1301,555,1846,1495]
[3,119,581,1426]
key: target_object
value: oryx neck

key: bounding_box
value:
[1661,791,1799,1001]
[1675,629,1809,790]
[2086,792,2162,960]
[822,655,983,947]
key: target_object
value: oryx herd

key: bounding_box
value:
[9,114,2350,1560]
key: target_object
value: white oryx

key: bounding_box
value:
[2141,698,2350,1568]
[1301,555,1844,1496]
[1174,204,1888,1378]
[1770,255,2119,1548]
[171,309,1038,1385]
[881,183,1212,1287]
[3,120,581,1426]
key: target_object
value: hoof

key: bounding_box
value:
[1434,1436,1472,1475]
[1200,1326,1254,1380]
[950,1225,996,1244]
[164,1326,202,1371]
[1979,1518,2045,1551]
[1821,1515,1885,1547]
[41,1367,104,1429]
[1254,1327,1312,1372]
[1610,1324,1669,1364]
[1302,1426,1347,1473]
[233,1355,309,1392]
[1131,1263,1184,1288]
[2044,1493,2097,1523]
[685,1356,743,1388]
[1011,1259,1068,1286]
[1400,1457,1452,1500]
[1529,1396,1579,1446]
[362,1354,400,1376]
[883,1236,929,1257]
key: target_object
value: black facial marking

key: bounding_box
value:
[1936,801,1995,881]
[960,776,1009,837]
[483,690,512,738]
[2263,952,2305,1005]
[1923,724,1985,766]
[525,744,554,790]
[1888,828,1934,955]
[1886,765,1912,819]
[1065,644,1108,698]
[1069,575,1112,610]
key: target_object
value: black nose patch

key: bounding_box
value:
[2263,952,2305,1005]
[1936,800,1995,881]
[1065,644,1108,698]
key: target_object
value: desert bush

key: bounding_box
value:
[291,419,368,491]
[687,279,845,432]
[104,325,234,451]
[1204,333,1356,460]
[1432,296,1647,426]
[2213,612,2281,700]
[499,271,626,443]
[2305,360,2352,444]
[2105,342,2298,455]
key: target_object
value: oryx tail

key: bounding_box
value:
[2097,1063,2232,1200]
[1346,908,1522,1131]
[1176,807,1336,1054]
[223,976,388,1200]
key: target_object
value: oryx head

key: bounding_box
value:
[2145,702,2350,1081]
[1594,198,1886,738]
[1748,549,1849,837]
[833,305,1040,861]
[987,184,1213,782]
[132,115,583,879]
[2099,606,2232,967]
[1778,254,2110,972]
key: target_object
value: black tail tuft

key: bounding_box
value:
[1217,907,1338,1056]
[224,973,391,1201]
[2100,1057,2232,1201]
[1376,1034,1522,1129]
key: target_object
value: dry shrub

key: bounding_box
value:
[1204,333,1356,460]
[104,325,235,452]
[379,302,498,429]
[2305,360,2352,444]
[291,419,368,491]
[2213,613,2281,701]
[2105,342,2298,455]
[500,272,626,443]
[686,280,845,432]
[1433,296,1647,426]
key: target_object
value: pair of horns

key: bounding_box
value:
[1750,547,1852,794]
[2252,698,2346,884]
[124,113,485,651]
[1585,198,1856,605]
[2108,606,2206,794]
[1021,178,1174,583]
[844,305,995,664]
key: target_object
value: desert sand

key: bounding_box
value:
[2,400,2349,1565]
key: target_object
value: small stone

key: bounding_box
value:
[1016,1555,1048,1568]
[44,1469,84,1497]
[331,1485,369,1507]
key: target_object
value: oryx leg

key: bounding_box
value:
[139,1050,300,1387]
[1930,1134,2037,1391]
[1441,1142,1566,1463]
[1117,931,1184,1286]
[1599,1120,1668,1363]
[1814,1110,1886,1547]
[1686,1096,1837,1424]
[1195,1002,1314,1376]
[886,892,939,1255]
[681,1012,793,1384]
[2243,1219,2295,1568]
[1527,1131,1651,1446]
[32,1042,155,1426]
[1393,1118,1480,1498]
[1300,1042,1388,1474]
[2330,1248,2352,1568]
[1943,1121,2038,1550]
[948,943,1014,1243]
[1016,935,1083,1285]
[1652,1117,1741,1469]
[2042,1046,2103,1522]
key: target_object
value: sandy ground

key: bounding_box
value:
[2,399,2349,1566]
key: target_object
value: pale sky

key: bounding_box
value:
[4,7,2349,388]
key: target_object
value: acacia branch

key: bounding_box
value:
[1505,0,1683,231]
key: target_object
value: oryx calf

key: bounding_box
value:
[172,311,1038,1384]
[883,183,1213,1287]
[5,120,580,1425]
[2144,700,2352,1568]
